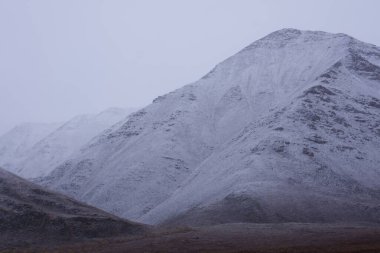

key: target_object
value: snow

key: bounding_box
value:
[0,108,136,178]
[38,29,380,225]
[0,122,60,170]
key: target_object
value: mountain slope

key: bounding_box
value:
[40,29,380,225]
[0,122,60,170]
[10,107,135,178]
[143,71,380,225]
[0,167,145,249]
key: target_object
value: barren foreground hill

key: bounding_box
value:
[0,168,145,250]
[5,223,380,253]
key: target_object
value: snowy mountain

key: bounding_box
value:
[40,29,380,225]
[3,107,135,178]
[0,167,144,249]
[0,122,60,170]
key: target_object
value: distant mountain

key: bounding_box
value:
[40,29,380,226]
[0,122,60,169]
[0,167,145,249]
[0,107,136,178]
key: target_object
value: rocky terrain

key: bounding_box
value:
[37,29,380,226]
[1,28,380,253]
[0,167,145,250]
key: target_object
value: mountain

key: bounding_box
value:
[0,167,145,249]
[0,122,60,169]
[39,29,380,225]
[5,107,135,178]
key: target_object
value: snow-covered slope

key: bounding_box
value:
[0,122,60,170]
[9,108,135,178]
[40,29,380,225]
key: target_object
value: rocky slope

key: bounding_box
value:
[40,29,380,225]
[0,167,145,250]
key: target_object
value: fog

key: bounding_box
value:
[1,0,380,134]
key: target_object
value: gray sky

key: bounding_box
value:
[1,0,380,134]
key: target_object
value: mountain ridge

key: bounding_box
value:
[38,29,380,225]
[0,107,136,178]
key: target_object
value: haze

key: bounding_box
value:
[1,0,380,134]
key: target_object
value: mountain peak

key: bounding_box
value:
[267,28,303,37]
[37,29,380,226]
[249,28,355,48]
[266,28,352,39]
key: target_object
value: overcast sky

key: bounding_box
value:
[1,0,380,134]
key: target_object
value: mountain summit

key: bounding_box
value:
[39,29,380,225]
